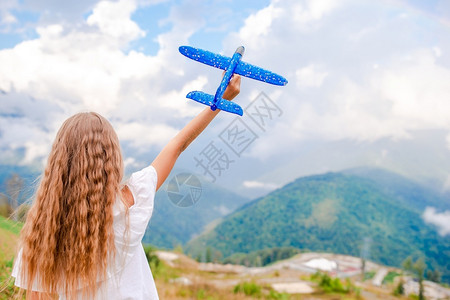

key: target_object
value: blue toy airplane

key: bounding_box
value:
[179,46,288,116]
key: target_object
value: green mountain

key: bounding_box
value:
[143,174,250,248]
[186,169,450,282]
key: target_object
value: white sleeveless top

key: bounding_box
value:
[12,165,159,299]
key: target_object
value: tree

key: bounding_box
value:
[426,269,441,283]
[402,257,413,271]
[174,244,183,254]
[255,255,262,267]
[393,278,405,296]
[0,193,12,217]
[143,245,160,270]
[6,173,24,220]
[213,250,222,263]
[402,257,426,300]
[413,259,426,300]
[205,247,212,263]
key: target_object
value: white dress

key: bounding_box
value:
[12,165,159,300]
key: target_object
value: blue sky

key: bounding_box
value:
[1,0,450,232]
[0,0,271,52]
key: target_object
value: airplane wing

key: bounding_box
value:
[186,91,243,116]
[235,61,288,86]
[180,45,288,86]
[179,46,230,70]
[186,91,214,106]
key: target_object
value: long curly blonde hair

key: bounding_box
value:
[18,112,123,299]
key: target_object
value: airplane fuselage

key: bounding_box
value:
[211,46,245,111]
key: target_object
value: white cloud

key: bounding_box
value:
[224,0,450,158]
[116,122,178,149]
[291,0,340,24]
[1,11,16,25]
[23,141,49,165]
[295,64,328,88]
[237,3,282,42]
[0,0,18,32]
[432,46,442,57]
[214,205,231,216]
[156,75,208,118]
[375,50,450,129]
[0,0,207,167]
[86,0,145,45]
[243,180,280,190]
[123,157,139,169]
[423,207,450,236]
[0,113,54,167]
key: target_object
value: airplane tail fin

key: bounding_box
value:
[186,91,243,116]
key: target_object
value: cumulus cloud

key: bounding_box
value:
[0,0,209,167]
[86,0,145,44]
[291,0,340,25]
[237,3,282,43]
[423,207,450,236]
[221,0,450,160]
[0,90,62,166]
[0,23,150,113]
[307,49,450,142]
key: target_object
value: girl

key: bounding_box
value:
[12,75,241,299]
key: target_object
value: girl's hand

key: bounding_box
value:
[223,74,241,101]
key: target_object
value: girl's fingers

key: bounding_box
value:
[223,74,241,100]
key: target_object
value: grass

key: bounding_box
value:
[383,271,401,284]
[309,272,362,299]
[363,270,376,281]
[0,216,22,299]
[233,281,262,297]
[0,216,23,235]
[233,281,295,299]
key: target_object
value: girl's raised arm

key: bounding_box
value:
[151,75,241,191]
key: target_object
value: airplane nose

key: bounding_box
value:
[235,46,245,56]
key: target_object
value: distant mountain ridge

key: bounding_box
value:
[186,168,450,283]
[343,167,450,211]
